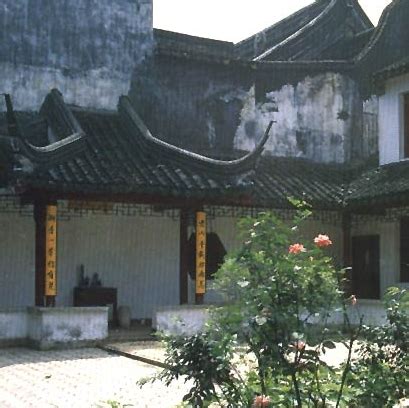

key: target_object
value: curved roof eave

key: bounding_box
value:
[118,95,273,174]
[354,0,396,63]
[254,0,372,62]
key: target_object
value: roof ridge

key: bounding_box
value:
[253,0,338,61]
[234,0,328,49]
[354,0,397,62]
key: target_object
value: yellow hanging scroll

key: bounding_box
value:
[196,211,206,294]
[45,205,57,296]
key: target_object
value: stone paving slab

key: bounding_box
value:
[0,347,190,408]
[106,341,166,365]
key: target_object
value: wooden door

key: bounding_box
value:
[351,235,380,299]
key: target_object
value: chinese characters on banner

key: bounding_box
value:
[195,211,206,294]
[45,205,57,296]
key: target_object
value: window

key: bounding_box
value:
[400,218,409,282]
[351,235,380,299]
[403,93,409,158]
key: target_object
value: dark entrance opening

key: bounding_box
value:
[351,235,380,299]
[187,232,227,280]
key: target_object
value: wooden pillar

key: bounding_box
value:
[342,212,352,294]
[179,210,189,304]
[195,211,206,305]
[34,201,57,307]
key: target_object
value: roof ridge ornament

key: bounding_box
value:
[3,90,86,164]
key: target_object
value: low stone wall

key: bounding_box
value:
[153,305,210,336]
[0,307,108,349]
[154,301,389,337]
[331,300,388,326]
[0,309,27,346]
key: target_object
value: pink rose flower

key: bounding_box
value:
[253,395,271,407]
[350,295,357,306]
[314,234,332,248]
[289,243,306,254]
[295,340,306,351]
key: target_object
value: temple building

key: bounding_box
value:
[1,0,409,346]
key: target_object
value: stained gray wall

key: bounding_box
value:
[235,73,365,163]
[0,0,153,110]
[134,56,376,164]
[130,56,252,153]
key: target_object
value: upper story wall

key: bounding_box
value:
[235,72,364,163]
[130,55,253,154]
[0,0,153,111]
[379,73,409,165]
[133,54,374,164]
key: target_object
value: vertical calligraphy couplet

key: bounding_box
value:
[195,211,206,295]
[45,205,57,297]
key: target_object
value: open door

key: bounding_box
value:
[351,235,380,299]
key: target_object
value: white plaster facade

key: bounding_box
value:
[0,201,180,320]
[56,205,180,319]
[234,73,361,163]
[0,208,35,308]
[379,73,409,165]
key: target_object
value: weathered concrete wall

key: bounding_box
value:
[0,203,35,309]
[27,307,108,350]
[154,305,210,336]
[0,0,153,110]
[0,309,27,343]
[57,204,180,319]
[361,96,379,159]
[130,57,252,153]
[235,73,363,163]
[379,73,409,165]
[0,307,108,349]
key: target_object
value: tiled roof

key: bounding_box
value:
[5,90,271,200]
[154,29,234,59]
[234,1,328,60]
[235,0,372,62]
[251,156,347,209]
[346,161,409,209]
[4,90,409,212]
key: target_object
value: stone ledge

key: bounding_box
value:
[1,307,108,349]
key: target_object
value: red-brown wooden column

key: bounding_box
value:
[179,209,189,304]
[342,212,352,294]
[34,201,46,306]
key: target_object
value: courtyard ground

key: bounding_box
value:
[0,347,190,408]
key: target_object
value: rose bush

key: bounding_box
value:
[142,201,407,407]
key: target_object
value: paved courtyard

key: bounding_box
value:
[0,347,190,408]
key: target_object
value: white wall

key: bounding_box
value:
[351,220,401,297]
[379,73,409,165]
[234,73,361,163]
[0,209,35,308]
[57,206,180,319]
